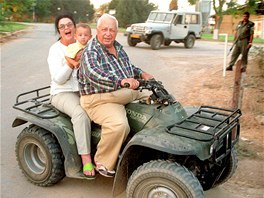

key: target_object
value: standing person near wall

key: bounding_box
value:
[226,11,254,72]
[78,14,153,177]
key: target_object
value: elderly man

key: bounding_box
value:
[226,11,254,72]
[78,14,153,177]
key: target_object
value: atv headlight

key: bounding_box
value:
[210,144,214,155]
[210,141,218,155]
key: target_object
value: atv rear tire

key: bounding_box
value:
[213,148,238,187]
[15,125,65,186]
[127,160,204,198]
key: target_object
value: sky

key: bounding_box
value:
[90,0,195,11]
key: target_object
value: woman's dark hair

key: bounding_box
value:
[55,13,76,34]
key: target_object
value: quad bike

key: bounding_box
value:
[13,79,241,198]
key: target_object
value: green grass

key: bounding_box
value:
[0,22,28,32]
[201,33,264,43]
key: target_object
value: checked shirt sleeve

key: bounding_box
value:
[79,50,121,94]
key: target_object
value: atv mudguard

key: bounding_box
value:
[12,112,83,178]
[113,126,212,197]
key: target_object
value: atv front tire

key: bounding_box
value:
[15,125,65,186]
[127,160,204,198]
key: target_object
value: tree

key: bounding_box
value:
[34,0,52,22]
[212,0,226,30]
[187,0,225,39]
[50,0,95,22]
[243,0,259,14]
[115,0,157,27]
[97,3,110,15]
[169,0,178,11]
[225,0,240,16]
[1,0,95,23]
[1,0,34,21]
[108,0,120,10]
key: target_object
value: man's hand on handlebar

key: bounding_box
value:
[141,72,153,80]
[121,78,140,90]
[121,72,154,89]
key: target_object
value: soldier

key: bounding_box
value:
[226,12,254,72]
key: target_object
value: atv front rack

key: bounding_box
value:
[166,106,241,162]
[13,86,60,119]
[166,106,241,142]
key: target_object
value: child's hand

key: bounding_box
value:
[75,49,84,62]
[73,62,80,68]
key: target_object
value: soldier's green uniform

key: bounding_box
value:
[228,20,254,69]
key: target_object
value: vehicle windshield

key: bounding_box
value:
[147,12,174,23]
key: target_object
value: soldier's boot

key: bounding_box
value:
[226,65,233,71]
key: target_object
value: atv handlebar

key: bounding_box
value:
[124,79,176,105]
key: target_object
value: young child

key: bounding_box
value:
[65,23,92,79]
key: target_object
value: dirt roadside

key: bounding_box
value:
[176,50,264,197]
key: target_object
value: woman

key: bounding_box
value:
[47,13,95,178]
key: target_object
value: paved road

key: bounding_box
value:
[1,23,232,198]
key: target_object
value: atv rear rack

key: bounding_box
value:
[13,86,60,119]
[166,106,241,142]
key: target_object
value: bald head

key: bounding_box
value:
[97,14,118,29]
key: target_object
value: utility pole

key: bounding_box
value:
[32,2,36,22]
[232,60,245,109]
[231,59,246,140]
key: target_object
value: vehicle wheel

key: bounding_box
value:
[127,34,138,47]
[164,40,171,46]
[213,148,238,187]
[127,160,204,198]
[15,125,65,186]
[150,34,163,50]
[184,34,195,48]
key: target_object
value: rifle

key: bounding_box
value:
[227,39,238,56]
[228,23,242,56]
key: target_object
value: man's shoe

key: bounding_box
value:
[95,162,115,177]
[226,65,233,71]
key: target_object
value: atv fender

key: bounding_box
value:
[113,127,208,197]
[12,113,82,178]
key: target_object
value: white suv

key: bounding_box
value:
[126,10,202,50]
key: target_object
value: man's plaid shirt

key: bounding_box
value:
[78,37,143,95]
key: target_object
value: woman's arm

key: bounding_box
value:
[47,44,73,85]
